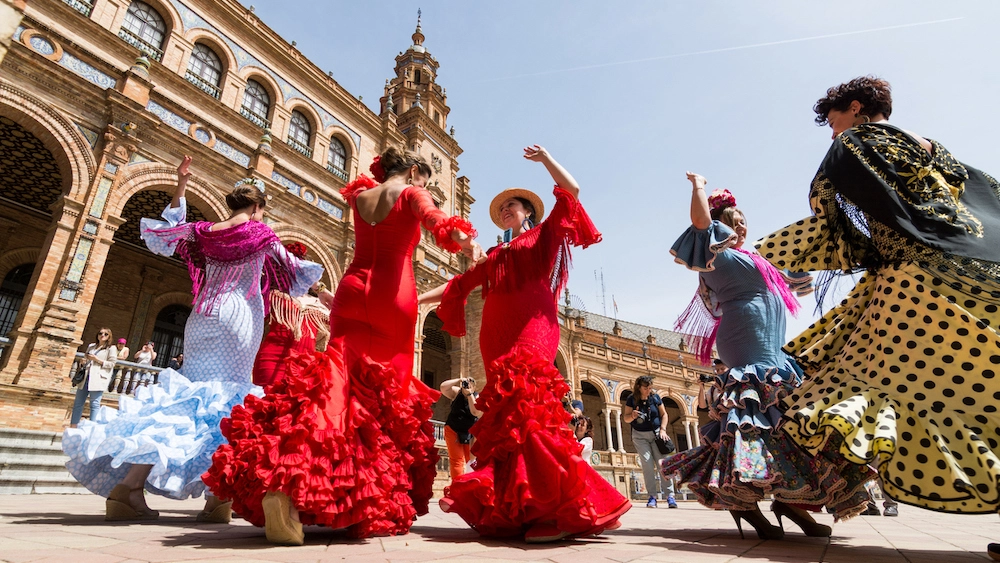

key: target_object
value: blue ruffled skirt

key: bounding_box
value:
[661,359,874,519]
[62,368,261,500]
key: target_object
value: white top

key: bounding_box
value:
[579,436,594,466]
[135,350,154,366]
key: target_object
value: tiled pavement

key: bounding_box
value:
[0,496,996,562]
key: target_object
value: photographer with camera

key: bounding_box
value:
[440,377,482,480]
[623,375,677,508]
[697,359,727,410]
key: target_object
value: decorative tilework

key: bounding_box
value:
[83,221,99,235]
[167,0,361,149]
[129,153,154,165]
[59,288,77,301]
[212,139,250,167]
[13,25,23,42]
[302,190,315,203]
[75,123,98,148]
[316,197,344,220]
[681,394,695,414]
[193,128,210,144]
[88,177,113,218]
[57,52,116,89]
[270,171,301,196]
[146,100,191,133]
[234,177,265,191]
[104,162,119,174]
[28,35,55,56]
[66,237,94,283]
[603,378,618,396]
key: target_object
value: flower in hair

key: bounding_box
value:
[283,241,308,259]
[708,188,737,212]
[369,155,386,183]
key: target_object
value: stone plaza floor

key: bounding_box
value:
[0,495,996,563]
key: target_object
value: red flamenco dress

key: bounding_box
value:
[436,186,631,539]
[204,175,476,538]
[252,289,331,387]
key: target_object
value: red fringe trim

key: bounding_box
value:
[340,174,378,201]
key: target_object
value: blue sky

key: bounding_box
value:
[247,0,1000,339]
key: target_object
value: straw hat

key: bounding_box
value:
[489,188,545,230]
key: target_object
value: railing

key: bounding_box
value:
[431,419,446,446]
[240,106,270,129]
[285,137,312,158]
[185,70,222,99]
[117,28,164,62]
[62,0,94,17]
[72,352,164,396]
[326,164,348,181]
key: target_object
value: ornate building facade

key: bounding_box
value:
[0,0,473,430]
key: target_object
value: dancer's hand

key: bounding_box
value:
[523,144,550,163]
[686,171,706,190]
[178,155,193,183]
[460,239,485,268]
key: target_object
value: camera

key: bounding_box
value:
[699,374,715,383]
[461,379,470,389]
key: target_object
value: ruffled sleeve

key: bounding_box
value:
[437,264,488,337]
[543,186,602,249]
[669,221,739,272]
[339,174,378,202]
[140,198,193,257]
[407,187,477,253]
[265,241,324,298]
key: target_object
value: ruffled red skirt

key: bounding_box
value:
[442,346,630,538]
[203,348,439,538]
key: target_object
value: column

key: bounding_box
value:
[684,420,693,450]
[603,408,613,452]
[613,407,626,453]
[692,421,701,447]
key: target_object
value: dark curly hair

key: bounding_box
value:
[813,76,892,126]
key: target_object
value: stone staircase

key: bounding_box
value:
[0,428,88,494]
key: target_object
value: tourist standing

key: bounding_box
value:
[69,328,118,428]
[440,377,481,480]
[624,375,677,509]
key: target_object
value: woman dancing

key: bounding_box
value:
[755,76,1000,555]
[660,174,874,540]
[204,147,482,544]
[420,145,630,543]
[252,241,333,388]
[62,155,323,522]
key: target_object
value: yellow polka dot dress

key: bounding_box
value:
[757,123,1000,514]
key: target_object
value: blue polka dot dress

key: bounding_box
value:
[62,200,323,500]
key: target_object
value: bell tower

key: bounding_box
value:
[380,9,450,131]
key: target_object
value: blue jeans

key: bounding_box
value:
[70,386,103,425]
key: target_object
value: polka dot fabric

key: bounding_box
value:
[757,208,1000,514]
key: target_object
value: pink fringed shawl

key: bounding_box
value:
[144,220,292,315]
[676,247,801,366]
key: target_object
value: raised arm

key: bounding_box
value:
[172,155,192,209]
[408,188,484,262]
[687,172,711,230]
[418,282,448,307]
[524,145,579,200]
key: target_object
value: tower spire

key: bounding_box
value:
[412,8,424,47]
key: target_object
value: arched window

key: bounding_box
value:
[326,137,347,180]
[186,43,223,98]
[287,110,312,157]
[150,304,190,368]
[119,1,167,61]
[240,79,271,128]
[0,264,33,338]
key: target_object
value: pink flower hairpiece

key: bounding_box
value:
[708,188,737,212]
[369,156,386,183]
